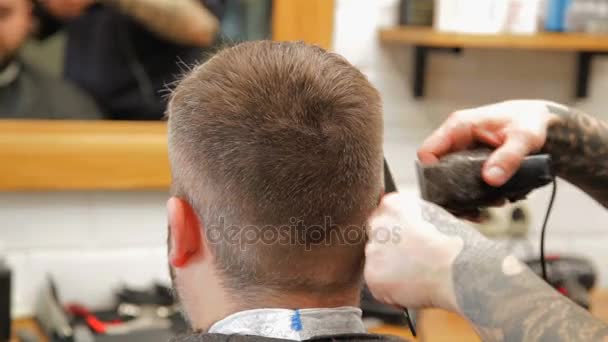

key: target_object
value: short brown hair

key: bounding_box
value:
[168,41,383,296]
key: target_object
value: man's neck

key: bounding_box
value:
[240,289,361,311]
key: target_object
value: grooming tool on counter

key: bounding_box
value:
[416,148,553,215]
[36,279,179,342]
[36,278,73,340]
[525,255,597,309]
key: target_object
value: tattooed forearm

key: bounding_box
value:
[544,105,608,208]
[103,0,219,46]
[420,201,608,342]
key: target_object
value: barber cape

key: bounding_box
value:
[172,307,408,342]
[0,59,102,119]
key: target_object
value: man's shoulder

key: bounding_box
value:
[19,61,103,119]
[171,333,408,342]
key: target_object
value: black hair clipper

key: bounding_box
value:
[416,148,553,215]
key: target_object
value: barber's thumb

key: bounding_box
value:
[483,138,529,187]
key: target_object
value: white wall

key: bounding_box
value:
[2,0,608,317]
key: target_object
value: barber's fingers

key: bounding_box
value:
[482,132,536,186]
[418,111,506,164]
[367,193,401,236]
[418,116,475,164]
[472,124,503,147]
[418,127,449,164]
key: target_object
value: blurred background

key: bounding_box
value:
[1,0,608,341]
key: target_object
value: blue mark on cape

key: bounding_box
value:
[291,309,302,331]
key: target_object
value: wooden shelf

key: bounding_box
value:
[0,120,170,191]
[380,27,608,52]
[378,27,608,98]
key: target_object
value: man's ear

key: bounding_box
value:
[167,197,203,268]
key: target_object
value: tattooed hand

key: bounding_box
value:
[543,105,608,208]
[418,100,608,207]
[365,192,608,341]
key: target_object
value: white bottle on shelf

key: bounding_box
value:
[434,0,459,32]
[506,0,542,34]
[434,0,511,34]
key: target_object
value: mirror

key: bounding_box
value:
[2,0,272,121]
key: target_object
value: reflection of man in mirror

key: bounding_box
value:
[0,0,101,119]
[36,0,224,120]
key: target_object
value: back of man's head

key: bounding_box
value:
[168,41,383,301]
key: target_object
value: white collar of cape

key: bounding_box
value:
[208,306,366,341]
[0,61,19,87]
